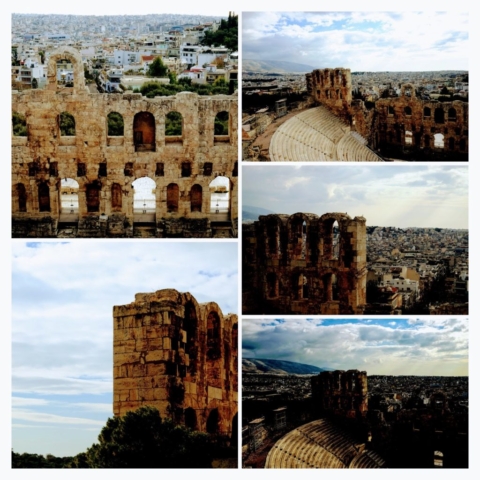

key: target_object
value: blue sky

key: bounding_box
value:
[243,164,468,229]
[11,241,237,457]
[243,318,468,376]
[243,11,469,71]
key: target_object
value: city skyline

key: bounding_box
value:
[243,165,468,229]
[243,318,468,376]
[243,11,468,72]
[12,241,238,456]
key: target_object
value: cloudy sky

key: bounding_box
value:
[243,318,468,376]
[11,241,237,457]
[243,164,468,229]
[243,11,468,71]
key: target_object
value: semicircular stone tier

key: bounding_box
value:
[265,418,385,468]
[269,106,382,162]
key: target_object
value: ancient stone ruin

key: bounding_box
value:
[306,68,468,161]
[243,212,367,314]
[12,47,238,237]
[113,289,238,438]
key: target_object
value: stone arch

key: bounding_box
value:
[107,111,124,136]
[434,107,445,124]
[133,112,155,152]
[265,215,281,256]
[206,408,220,434]
[434,133,445,148]
[167,183,179,212]
[15,183,27,212]
[47,47,86,93]
[214,111,229,136]
[266,272,278,298]
[38,181,50,212]
[59,178,79,214]
[59,112,75,136]
[111,183,122,210]
[320,213,351,260]
[209,176,230,220]
[190,184,202,212]
[86,180,101,212]
[293,272,308,300]
[206,310,221,360]
[165,111,183,136]
[182,297,200,375]
[185,407,197,430]
[132,177,156,216]
[287,213,313,261]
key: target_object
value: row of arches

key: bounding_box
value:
[12,110,230,148]
[386,130,467,150]
[387,105,460,124]
[14,175,231,217]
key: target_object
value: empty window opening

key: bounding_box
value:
[111,183,122,211]
[332,274,339,300]
[323,274,333,302]
[448,108,457,121]
[133,111,155,152]
[448,137,455,150]
[132,177,156,215]
[190,184,202,212]
[405,130,413,145]
[434,108,445,124]
[404,106,412,116]
[388,106,394,116]
[56,59,74,87]
[209,176,230,219]
[12,112,27,137]
[214,111,229,136]
[424,107,431,118]
[60,178,79,214]
[59,112,75,136]
[184,301,198,373]
[434,133,445,148]
[203,162,213,176]
[38,182,50,212]
[98,162,107,177]
[167,183,179,212]
[206,409,220,434]
[267,272,278,298]
[107,112,124,136]
[424,135,431,148]
[207,311,221,360]
[49,162,58,177]
[434,451,444,468]
[155,163,164,176]
[267,221,280,256]
[86,181,101,213]
[181,162,191,177]
[332,220,340,260]
[77,163,86,177]
[185,408,197,430]
[232,161,238,177]
[16,183,27,212]
[291,219,307,260]
[165,111,182,136]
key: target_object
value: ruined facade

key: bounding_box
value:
[242,212,367,314]
[113,289,238,437]
[12,47,238,238]
[306,68,468,161]
[311,370,368,419]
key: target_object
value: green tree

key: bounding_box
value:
[165,111,183,135]
[39,50,45,64]
[59,112,75,136]
[201,13,238,51]
[85,406,213,468]
[147,57,168,77]
[214,111,229,135]
[107,112,124,136]
[168,71,177,84]
[12,112,27,136]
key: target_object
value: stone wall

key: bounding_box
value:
[242,212,367,314]
[113,289,238,436]
[311,370,368,419]
[12,47,238,237]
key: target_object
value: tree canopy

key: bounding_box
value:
[201,13,238,51]
[147,57,168,77]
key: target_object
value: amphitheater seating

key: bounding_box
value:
[269,106,383,162]
[264,418,384,469]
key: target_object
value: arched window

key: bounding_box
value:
[190,184,202,212]
[59,112,75,136]
[60,178,79,214]
[184,301,198,370]
[434,133,444,148]
[167,183,179,212]
[16,183,27,212]
[424,107,431,118]
[214,111,229,135]
[448,108,457,121]
[207,311,221,360]
[86,181,101,212]
[434,107,445,124]
[388,106,394,116]
[12,112,27,137]
[132,177,156,217]
[267,272,278,298]
[332,220,340,259]
[133,112,155,151]
[434,451,444,468]
[405,130,413,145]
[107,112,124,136]
[165,111,182,136]
[209,176,230,219]
[206,409,219,434]
[38,182,50,212]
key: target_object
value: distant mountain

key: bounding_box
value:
[243,358,331,375]
[243,59,316,74]
[242,205,275,221]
